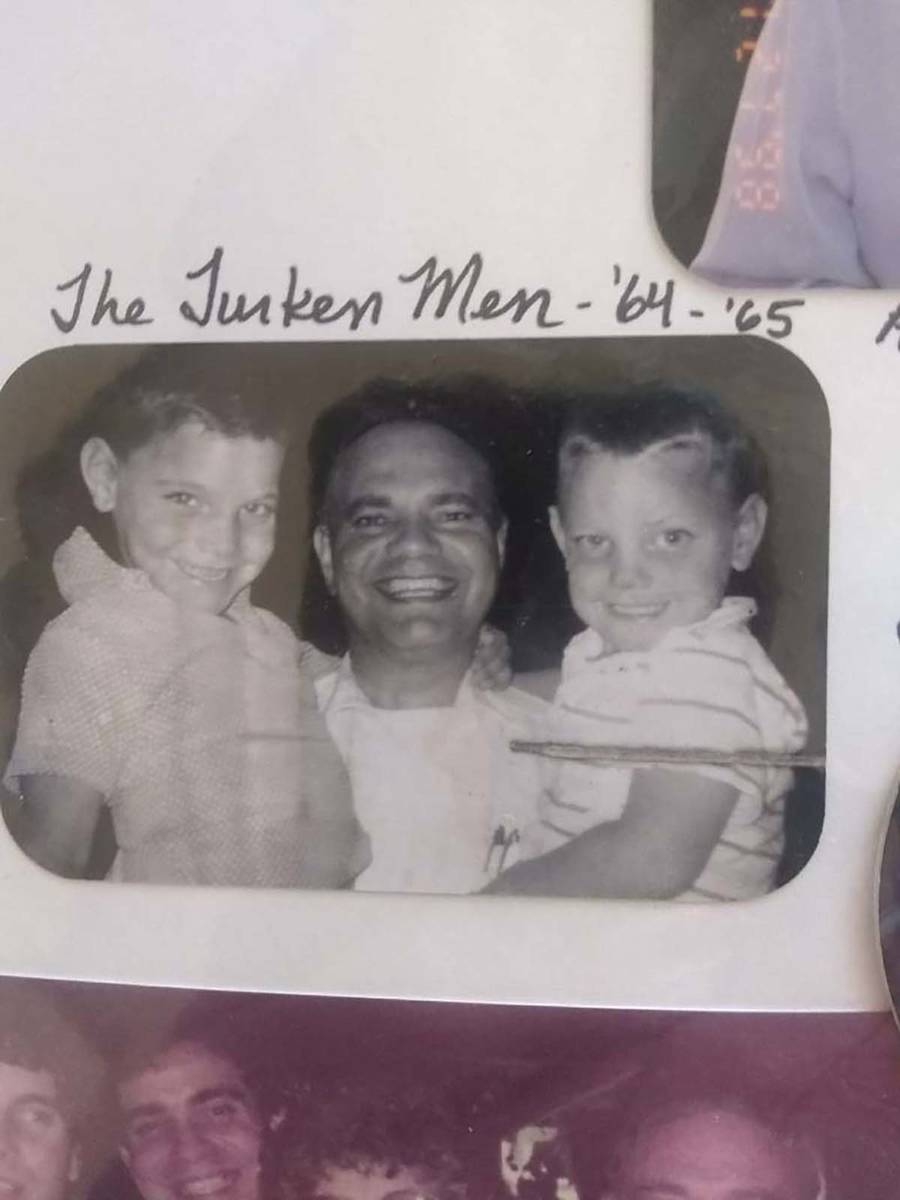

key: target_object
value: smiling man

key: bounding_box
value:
[0,984,104,1200]
[307,378,548,894]
[118,1038,263,1200]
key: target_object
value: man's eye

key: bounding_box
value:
[165,492,199,508]
[351,513,388,530]
[126,1119,164,1144]
[436,508,475,524]
[17,1103,60,1131]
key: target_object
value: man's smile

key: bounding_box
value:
[374,575,458,602]
[177,1173,240,1200]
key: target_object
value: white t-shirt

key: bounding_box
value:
[315,660,548,894]
[694,0,900,288]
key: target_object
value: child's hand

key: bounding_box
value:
[471,625,512,692]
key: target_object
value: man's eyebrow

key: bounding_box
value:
[342,495,394,516]
[12,1093,61,1110]
[430,491,482,507]
[190,1086,251,1108]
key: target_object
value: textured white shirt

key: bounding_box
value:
[694,0,900,288]
[6,528,354,887]
[530,599,809,901]
[315,660,548,894]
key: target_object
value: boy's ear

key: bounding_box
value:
[730,493,768,572]
[80,438,120,513]
[548,506,566,556]
[312,524,336,594]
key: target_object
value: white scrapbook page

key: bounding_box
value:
[0,3,899,1198]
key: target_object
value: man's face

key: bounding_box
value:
[119,1043,262,1200]
[0,1061,80,1200]
[315,422,505,662]
[614,1110,811,1200]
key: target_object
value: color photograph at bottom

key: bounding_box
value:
[0,979,895,1200]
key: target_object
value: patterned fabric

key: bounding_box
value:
[315,660,548,894]
[529,599,808,901]
[693,0,900,288]
[5,528,355,887]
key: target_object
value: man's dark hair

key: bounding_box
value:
[557,384,767,511]
[307,375,522,532]
[275,1081,470,1200]
[0,980,106,1137]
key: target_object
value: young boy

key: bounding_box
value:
[4,352,367,887]
[492,385,808,901]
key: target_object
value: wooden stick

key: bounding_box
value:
[510,741,826,770]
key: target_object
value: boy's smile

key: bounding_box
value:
[84,422,283,616]
[551,444,765,654]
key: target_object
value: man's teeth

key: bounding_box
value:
[180,1176,233,1197]
[381,577,452,598]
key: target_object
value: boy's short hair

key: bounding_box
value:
[557,384,766,511]
[308,375,516,533]
[84,346,289,460]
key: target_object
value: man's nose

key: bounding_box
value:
[388,513,438,554]
[168,1120,214,1170]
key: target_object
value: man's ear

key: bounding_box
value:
[548,506,566,557]
[495,518,508,564]
[313,525,336,594]
[67,1143,82,1185]
[80,438,120,513]
[731,493,768,572]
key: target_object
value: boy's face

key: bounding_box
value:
[550,445,765,653]
[82,422,283,615]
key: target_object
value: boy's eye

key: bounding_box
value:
[654,528,694,549]
[573,533,611,554]
[165,491,199,508]
[242,500,276,519]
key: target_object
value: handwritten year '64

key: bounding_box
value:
[612,266,804,342]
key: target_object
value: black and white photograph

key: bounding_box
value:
[654,0,900,288]
[0,976,896,1200]
[0,338,827,900]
